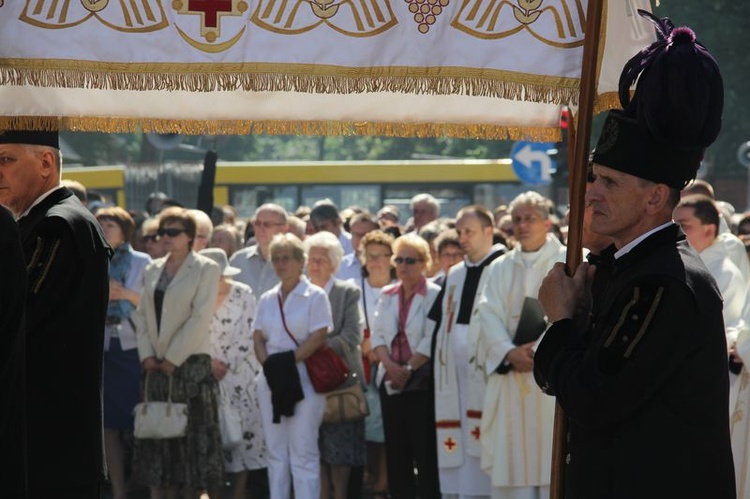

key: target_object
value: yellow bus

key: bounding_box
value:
[63,158,529,218]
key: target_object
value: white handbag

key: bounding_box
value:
[218,384,243,449]
[133,374,188,439]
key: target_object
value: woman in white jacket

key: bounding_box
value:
[371,233,441,499]
[131,207,223,499]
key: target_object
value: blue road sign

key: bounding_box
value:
[511,141,556,185]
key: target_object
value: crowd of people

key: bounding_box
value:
[2,12,746,499]
[65,177,749,499]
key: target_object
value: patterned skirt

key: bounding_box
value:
[319,418,366,466]
[132,354,224,490]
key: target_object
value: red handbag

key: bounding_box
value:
[278,294,349,393]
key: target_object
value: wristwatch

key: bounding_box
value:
[405,363,413,372]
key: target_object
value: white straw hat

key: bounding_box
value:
[199,248,241,276]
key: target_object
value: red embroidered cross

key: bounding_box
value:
[444,437,457,451]
[187,0,233,28]
[471,426,480,440]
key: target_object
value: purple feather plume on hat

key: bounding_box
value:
[617,9,723,149]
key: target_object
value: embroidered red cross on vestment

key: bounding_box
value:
[471,426,480,440]
[187,0,233,28]
[444,437,457,453]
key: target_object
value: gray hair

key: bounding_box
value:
[509,191,553,221]
[255,203,288,224]
[410,193,440,216]
[304,231,344,274]
[26,145,63,179]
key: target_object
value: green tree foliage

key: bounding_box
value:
[653,1,750,176]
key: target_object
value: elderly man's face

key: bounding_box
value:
[586,164,655,248]
[0,144,55,216]
[412,202,436,229]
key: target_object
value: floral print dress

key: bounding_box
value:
[209,281,268,473]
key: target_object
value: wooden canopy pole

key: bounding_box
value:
[550,1,605,498]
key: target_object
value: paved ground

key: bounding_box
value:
[102,474,387,498]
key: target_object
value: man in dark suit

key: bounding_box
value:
[0,129,111,498]
[0,205,28,498]
[532,13,736,499]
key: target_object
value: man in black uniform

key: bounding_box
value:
[0,129,111,498]
[0,205,28,498]
[533,13,736,499]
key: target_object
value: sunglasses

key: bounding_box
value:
[394,256,422,265]
[142,234,158,243]
[157,228,186,238]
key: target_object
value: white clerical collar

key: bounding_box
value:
[17,185,65,220]
[465,243,505,268]
[615,221,675,259]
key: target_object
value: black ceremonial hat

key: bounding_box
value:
[592,11,723,189]
[0,129,59,149]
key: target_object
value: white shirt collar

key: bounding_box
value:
[466,243,506,267]
[615,221,675,259]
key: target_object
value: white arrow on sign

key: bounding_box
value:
[516,144,552,180]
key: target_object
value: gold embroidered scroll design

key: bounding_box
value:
[250,0,397,37]
[451,0,585,47]
[20,0,168,32]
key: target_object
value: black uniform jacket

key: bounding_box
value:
[18,187,111,497]
[534,224,735,499]
[0,206,28,497]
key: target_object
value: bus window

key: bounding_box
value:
[300,185,380,213]
[231,185,298,217]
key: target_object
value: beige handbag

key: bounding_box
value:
[133,373,188,439]
[323,332,369,424]
[324,374,370,423]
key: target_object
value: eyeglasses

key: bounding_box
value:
[394,256,422,265]
[142,234,158,243]
[254,220,284,229]
[157,228,186,238]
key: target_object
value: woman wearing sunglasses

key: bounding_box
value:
[371,233,441,499]
[131,207,224,499]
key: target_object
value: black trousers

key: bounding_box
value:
[380,385,439,499]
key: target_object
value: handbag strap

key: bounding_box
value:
[278,293,300,347]
[361,276,371,332]
[143,371,175,404]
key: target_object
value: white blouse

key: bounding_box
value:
[254,275,333,356]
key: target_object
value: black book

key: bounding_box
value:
[513,297,547,345]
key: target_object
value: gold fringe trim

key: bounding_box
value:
[0,67,579,104]
[593,91,623,115]
[0,116,561,141]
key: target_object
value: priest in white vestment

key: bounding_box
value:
[674,195,750,496]
[432,205,506,499]
[476,192,567,499]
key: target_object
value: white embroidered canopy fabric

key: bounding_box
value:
[0,0,654,138]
